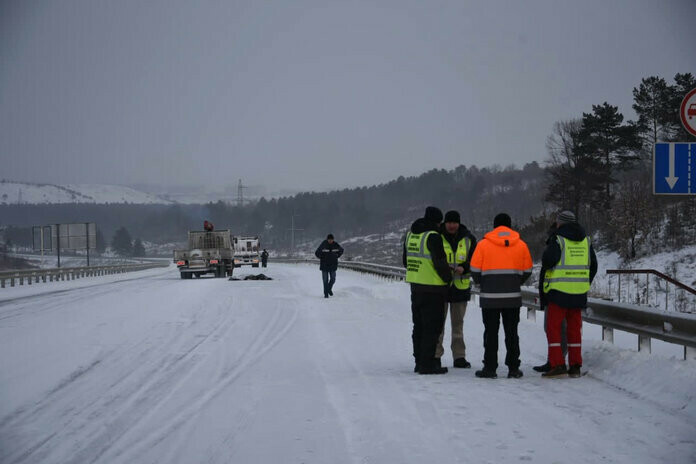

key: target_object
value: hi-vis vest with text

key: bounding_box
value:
[543,236,591,295]
[442,236,471,290]
[405,231,448,286]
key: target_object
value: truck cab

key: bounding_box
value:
[233,236,261,268]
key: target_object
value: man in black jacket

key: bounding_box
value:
[539,211,598,378]
[534,223,567,373]
[436,210,477,369]
[402,206,453,375]
[261,249,269,268]
[315,234,344,298]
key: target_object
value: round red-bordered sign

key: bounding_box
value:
[680,87,696,137]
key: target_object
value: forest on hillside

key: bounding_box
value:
[2,73,695,262]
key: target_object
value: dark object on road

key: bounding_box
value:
[228,274,273,281]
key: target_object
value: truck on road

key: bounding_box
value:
[233,236,261,268]
[174,229,235,279]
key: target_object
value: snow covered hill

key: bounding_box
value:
[0,264,694,463]
[0,181,173,205]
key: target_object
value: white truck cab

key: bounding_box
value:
[233,236,261,268]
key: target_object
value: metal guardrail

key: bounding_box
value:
[0,262,170,289]
[274,257,696,360]
[606,269,696,312]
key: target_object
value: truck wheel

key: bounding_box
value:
[217,265,225,278]
[180,273,186,279]
[252,263,259,268]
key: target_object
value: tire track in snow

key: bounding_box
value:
[107,301,299,464]
[1,292,237,464]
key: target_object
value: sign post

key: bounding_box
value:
[653,88,696,196]
[680,87,696,138]
[653,143,695,195]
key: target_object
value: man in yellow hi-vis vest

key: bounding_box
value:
[402,206,453,375]
[437,210,477,369]
[540,211,597,378]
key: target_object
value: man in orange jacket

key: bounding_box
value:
[470,213,533,379]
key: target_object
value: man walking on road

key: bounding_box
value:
[437,210,477,369]
[470,213,533,379]
[403,206,453,375]
[315,234,344,298]
[540,211,597,378]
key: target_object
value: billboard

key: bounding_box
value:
[51,223,97,250]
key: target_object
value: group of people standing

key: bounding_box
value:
[403,206,597,379]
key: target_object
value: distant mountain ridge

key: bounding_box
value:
[0,180,173,205]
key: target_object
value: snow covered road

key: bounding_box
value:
[1,264,694,464]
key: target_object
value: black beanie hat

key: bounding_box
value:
[493,213,512,228]
[327,233,334,240]
[424,206,443,224]
[444,210,460,224]
[557,210,577,225]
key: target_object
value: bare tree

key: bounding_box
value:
[544,119,603,216]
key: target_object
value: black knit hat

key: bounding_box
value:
[493,213,512,228]
[327,233,334,240]
[444,210,460,224]
[557,210,577,225]
[424,206,443,224]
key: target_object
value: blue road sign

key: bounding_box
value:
[653,143,696,195]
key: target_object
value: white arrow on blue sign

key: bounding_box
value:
[653,143,695,195]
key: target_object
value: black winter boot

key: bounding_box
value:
[568,365,582,378]
[533,362,551,372]
[419,366,448,375]
[453,358,471,368]
[475,368,497,379]
[542,365,568,378]
[507,368,523,379]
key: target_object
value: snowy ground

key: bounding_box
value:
[1,264,695,464]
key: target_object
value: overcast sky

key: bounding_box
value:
[1,0,695,193]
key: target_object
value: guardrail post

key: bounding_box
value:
[19,276,24,285]
[42,275,46,282]
[638,335,651,353]
[526,307,536,321]
[685,346,696,361]
[602,327,614,344]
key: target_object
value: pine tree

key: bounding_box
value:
[632,76,672,151]
[111,227,133,256]
[132,238,146,257]
[578,103,641,208]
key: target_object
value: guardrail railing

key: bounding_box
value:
[273,257,696,361]
[0,262,170,289]
[606,269,696,312]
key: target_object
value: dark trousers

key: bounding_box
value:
[322,270,336,296]
[411,292,447,370]
[481,307,521,370]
